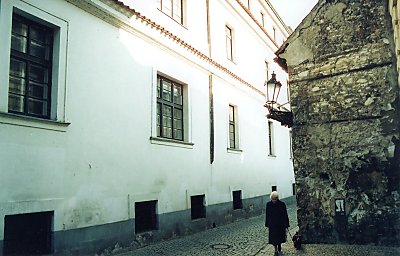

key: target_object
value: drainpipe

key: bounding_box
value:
[206,0,214,164]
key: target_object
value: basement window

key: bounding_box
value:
[135,200,158,233]
[4,211,53,255]
[191,195,206,220]
[232,190,243,210]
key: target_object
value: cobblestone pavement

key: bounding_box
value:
[110,202,399,256]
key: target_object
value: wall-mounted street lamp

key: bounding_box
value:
[264,72,293,127]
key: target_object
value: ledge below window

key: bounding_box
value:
[150,136,194,149]
[0,112,70,132]
[227,148,243,154]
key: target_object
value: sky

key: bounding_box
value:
[269,0,319,30]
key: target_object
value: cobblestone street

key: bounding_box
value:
[109,201,399,256]
[109,202,297,256]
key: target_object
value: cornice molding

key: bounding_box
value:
[69,0,265,97]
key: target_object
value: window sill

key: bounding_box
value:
[227,58,237,65]
[227,148,243,154]
[268,154,277,158]
[0,112,70,132]
[150,136,194,149]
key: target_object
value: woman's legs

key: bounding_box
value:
[273,244,279,255]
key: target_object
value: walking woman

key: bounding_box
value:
[265,191,289,255]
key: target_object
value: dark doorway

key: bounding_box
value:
[3,211,53,255]
[135,200,158,233]
[191,195,206,220]
[232,190,243,210]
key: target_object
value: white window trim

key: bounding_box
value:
[150,68,193,148]
[0,0,69,127]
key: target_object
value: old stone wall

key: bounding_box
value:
[280,0,400,245]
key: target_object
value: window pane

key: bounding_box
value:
[9,77,26,95]
[30,26,47,43]
[29,65,48,83]
[173,109,182,129]
[229,124,235,148]
[172,0,182,22]
[157,103,161,137]
[157,77,161,98]
[8,94,24,112]
[29,82,48,99]
[162,105,172,138]
[163,127,172,138]
[162,80,172,102]
[229,106,234,122]
[30,40,49,60]
[11,34,27,53]
[226,40,232,60]
[10,58,26,78]
[162,0,173,16]
[28,98,47,116]
[173,84,182,105]
[12,20,28,36]
[173,129,183,140]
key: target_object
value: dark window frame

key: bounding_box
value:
[157,75,184,141]
[9,13,53,119]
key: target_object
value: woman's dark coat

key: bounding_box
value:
[265,200,289,245]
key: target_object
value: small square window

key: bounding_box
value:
[135,200,158,233]
[191,195,206,220]
[232,190,243,210]
[272,185,277,192]
[4,211,53,255]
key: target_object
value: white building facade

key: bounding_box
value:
[0,0,293,254]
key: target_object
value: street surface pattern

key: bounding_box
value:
[111,203,399,256]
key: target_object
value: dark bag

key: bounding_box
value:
[288,230,302,250]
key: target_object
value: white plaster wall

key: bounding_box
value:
[0,0,294,238]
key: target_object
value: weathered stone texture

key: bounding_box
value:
[280,0,400,245]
